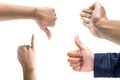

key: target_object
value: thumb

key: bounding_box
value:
[43,28,51,39]
[31,34,35,49]
[89,2,100,10]
[75,35,85,50]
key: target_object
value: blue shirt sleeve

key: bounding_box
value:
[94,53,120,78]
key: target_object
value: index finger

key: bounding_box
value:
[67,50,81,58]
[31,34,35,49]
[82,8,93,14]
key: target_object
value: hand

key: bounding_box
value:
[80,2,107,38]
[17,35,35,70]
[67,35,94,72]
[34,7,57,39]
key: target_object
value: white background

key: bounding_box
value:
[0,0,120,80]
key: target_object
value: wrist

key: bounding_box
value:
[32,7,42,20]
[94,17,108,29]
[92,53,94,71]
[22,64,35,72]
[23,67,35,72]
[29,7,37,19]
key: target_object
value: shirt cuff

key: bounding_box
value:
[94,53,113,77]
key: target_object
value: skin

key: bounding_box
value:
[67,35,94,72]
[17,34,36,80]
[80,2,120,44]
[0,2,56,80]
[0,3,57,39]
[68,1,120,73]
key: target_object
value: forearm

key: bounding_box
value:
[0,3,36,21]
[97,19,120,44]
[23,69,36,80]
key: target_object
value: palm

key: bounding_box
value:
[79,48,94,72]
[88,22,104,38]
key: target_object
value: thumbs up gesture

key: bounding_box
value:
[67,35,94,72]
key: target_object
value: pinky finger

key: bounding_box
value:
[73,66,81,72]
[82,22,90,29]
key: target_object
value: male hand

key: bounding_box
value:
[34,7,57,39]
[80,2,107,38]
[67,36,94,72]
[17,35,35,70]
